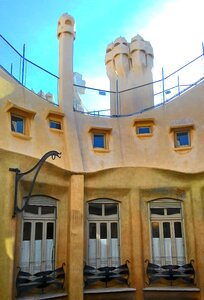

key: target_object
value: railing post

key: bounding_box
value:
[162,67,165,104]
[177,76,180,96]
[21,44,25,85]
[116,79,119,116]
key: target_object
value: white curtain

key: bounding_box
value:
[21,241,30,272]
[33,240,42,273]
[164,238,172,264]
[46,239,54,270]
[111,238,119,266]
[100,239,108,266]
[152,238,161,265]
[88,239,97,267]
[175,237,185,265]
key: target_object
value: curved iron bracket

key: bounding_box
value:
[9,150,61,217]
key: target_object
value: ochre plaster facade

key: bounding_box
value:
[0,13,204,300]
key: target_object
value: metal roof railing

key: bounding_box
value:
[0,34,59,105]
[1,34,204,116]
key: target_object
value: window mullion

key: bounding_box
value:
[96,222,100,268]
[107,222,111,266]
[30,220,35,274]
[42,221,47,270]
[170,221,176,264]
[160,221,164,265]
[53,220,56,268]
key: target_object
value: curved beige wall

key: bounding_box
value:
[1,66,204,174]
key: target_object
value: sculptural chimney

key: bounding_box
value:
[105,35,154,115]
[57,13,75,111]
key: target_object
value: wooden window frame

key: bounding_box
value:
[87,199,120,268]
[20,196,57,274]
[149,199,186,266]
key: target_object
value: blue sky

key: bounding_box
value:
[1,0,204,107]
[0,0,164,76]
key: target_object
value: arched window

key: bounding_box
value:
[87,199,120,268]
[20,196,57,273]
[149,199,186,265]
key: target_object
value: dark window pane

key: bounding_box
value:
[23,222,31,241]
[174,222,182,238]
[111,223,118,238]
[163,222,171,238]
[176,132,190,147]
[151,208,164,215]
[50,120,61,130]
[152,222,160,238]
[25,205,38,214]
[89,203,102,216]
[137,126,151,134]
[41,206,55,215]
[89,223,96,239]
[100,223,107,239]
[93,134,105,148]
[105,204,117,216]
[47,223,54,239]
[35,222,43,240]
[11,115,24,133]
[167,208,181,215]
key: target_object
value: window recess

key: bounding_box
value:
[20,196,57,274]
[149,199,186,266]
[89,127,112,152]
[170,124,194,150]
[134,118,155,137]
[6,102,36,138]
[87,199,120,268]
[46,110,64,132]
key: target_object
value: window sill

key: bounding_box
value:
[84,287,136,294]
[143,287,200,292]
[49,128,64,133]
[174,146,192,152]
[11,132,32,140]
[16,291,68,299]
[93,148,110,153]
[136,133,153,138]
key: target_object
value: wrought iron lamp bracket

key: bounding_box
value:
[9,150,61,217]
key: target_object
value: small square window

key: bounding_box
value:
[175,131,190,148]
[6,102,36,139]
[11,114,24,134]
[93,134,105,148]
[134,119,154,137]
[136,126,151,135]
[89,127,111,152]
[46,111,64,133]
[49,120,62,130]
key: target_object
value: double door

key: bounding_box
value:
[88,221,120,268]
[21,219,55,273]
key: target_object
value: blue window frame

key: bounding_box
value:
[11,114,24,134]
[175,131,190,147]
[49,120,62,130]
[137,126,151,135]
[93,134,105,148]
